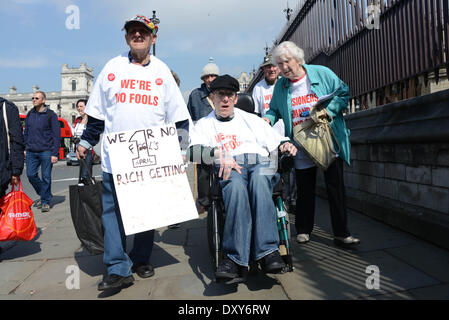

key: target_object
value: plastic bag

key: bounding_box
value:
[0,181,37,241]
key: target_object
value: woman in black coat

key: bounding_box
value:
[0,97,25,198]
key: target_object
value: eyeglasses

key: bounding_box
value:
[31,97,40,100]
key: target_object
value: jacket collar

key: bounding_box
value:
[199,83,211,98]
[302,64,319,85]
[32,105,49,113]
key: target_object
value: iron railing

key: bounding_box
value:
[247,0,449,110]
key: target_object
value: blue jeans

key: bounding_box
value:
[102,172,155,277]
[218,154,280,267]
[26,150,53,205]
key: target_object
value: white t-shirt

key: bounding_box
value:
[252,78,285,136]
[73,122,86,139]
[290,75,319,169]
[85,53,191,173]
[189,108,287,159]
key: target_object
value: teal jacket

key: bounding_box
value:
[265,64,351,165]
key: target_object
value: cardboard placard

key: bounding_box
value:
[106,124,198,235]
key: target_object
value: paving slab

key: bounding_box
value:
[276,238,441,300]
[385,242,449,283]
[1,173,449,301]
[0,260,46,295]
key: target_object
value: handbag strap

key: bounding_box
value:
[2,102,9,153]
[78,157,95,184]
[206,97,215,110]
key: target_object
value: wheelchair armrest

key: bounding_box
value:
[279,153,294,173]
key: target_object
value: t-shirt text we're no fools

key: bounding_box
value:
[85,53,190,173]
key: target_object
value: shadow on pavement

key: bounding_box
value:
[51,195,66,207]
[159,214,279,297]
[74,249,104,277]
[0,228,43,261]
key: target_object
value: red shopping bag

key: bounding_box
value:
[0,181,37,241]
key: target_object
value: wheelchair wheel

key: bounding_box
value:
[206,199,225,270]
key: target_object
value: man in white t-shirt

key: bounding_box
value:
[188,75,297,282]
[252,54,284,135]
[77,14,191,292]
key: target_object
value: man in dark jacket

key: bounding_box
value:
[24,91,60,213]
[187,58,219,213]
[0,97,25,199]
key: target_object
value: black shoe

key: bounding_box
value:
[260,251,286,274]
[215,257,240,279]
[97,274,134,291]
[131,263,155,278]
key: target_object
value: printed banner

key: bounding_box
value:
[106,124,198,235]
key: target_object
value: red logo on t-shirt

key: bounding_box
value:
[156,78,163,85]
[108,73,115,81]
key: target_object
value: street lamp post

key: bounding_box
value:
[152,10,157,56]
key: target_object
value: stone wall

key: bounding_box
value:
[316,89,449,250]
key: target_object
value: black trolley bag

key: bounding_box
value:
[69,158,104,255]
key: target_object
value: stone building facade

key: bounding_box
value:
[237,71,254,92]
[1,63,93,125]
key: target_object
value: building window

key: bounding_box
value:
[24,105,27,111]
[72,103,75,109]
[58,104,61,110]
[72,80,76,91]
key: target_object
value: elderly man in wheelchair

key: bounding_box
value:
[187,75,297,283]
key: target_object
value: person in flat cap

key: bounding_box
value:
[187,58,220,215]
[187,74,297,283]
[77,13,191,292]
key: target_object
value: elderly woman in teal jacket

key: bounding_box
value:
[264,41,360,247]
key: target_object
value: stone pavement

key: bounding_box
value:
[1,165,449,300]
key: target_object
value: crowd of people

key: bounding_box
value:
[0,13,359,292]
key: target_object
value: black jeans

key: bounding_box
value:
[295,157,350,238]
[0,182,8,198]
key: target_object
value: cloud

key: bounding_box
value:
[0,56,50,68]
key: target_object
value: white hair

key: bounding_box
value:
[272,41,305,65]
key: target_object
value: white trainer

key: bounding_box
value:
[334,236,360,246]
[296,233,310,244]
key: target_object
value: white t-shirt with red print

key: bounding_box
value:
[189,108,287,158]
[85,53,191,173]
[290,74,319,169]
[252,79,285,136]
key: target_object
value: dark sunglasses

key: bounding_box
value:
[31,97,40,100]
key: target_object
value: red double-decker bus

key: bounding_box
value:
[19,114,72,160]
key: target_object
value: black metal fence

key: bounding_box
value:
[247,0,449,110]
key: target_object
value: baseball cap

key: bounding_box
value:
[123,14,160,34]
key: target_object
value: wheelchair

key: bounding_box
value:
[204,93,295,284]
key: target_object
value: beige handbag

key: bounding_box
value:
[293,107,340,171]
